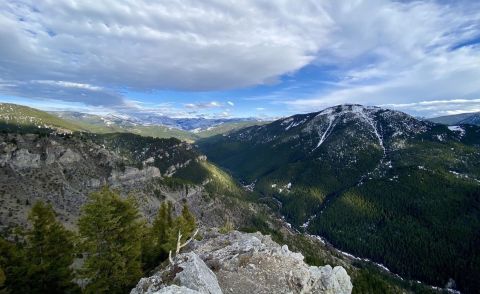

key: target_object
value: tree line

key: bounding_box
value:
[0,187,196,294]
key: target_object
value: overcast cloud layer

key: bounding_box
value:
[0,0,479,117]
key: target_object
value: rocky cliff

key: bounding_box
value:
[131,230,352,294]
[0,132,253,230]
[0,131,275,241]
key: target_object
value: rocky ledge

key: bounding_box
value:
[131,230,352,294]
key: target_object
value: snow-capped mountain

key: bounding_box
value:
[54,110,259,131]
[198,104,480,292]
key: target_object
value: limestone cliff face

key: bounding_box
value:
[0,133,193,229]
[131,230,353,294]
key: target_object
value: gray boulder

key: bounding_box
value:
[173,253,222,294]
[130,252,222,294]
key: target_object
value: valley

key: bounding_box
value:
[0,103,478,293]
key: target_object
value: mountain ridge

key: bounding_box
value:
[0,103,266,141]
[428,112,480,126]
[198,104,480,293]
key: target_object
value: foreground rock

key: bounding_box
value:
[131,230,352,294]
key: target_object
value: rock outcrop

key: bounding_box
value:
[132,252,222,294]
[131,230,352,294]
[0,133,200,228]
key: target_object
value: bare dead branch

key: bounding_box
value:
[168,229,199,264]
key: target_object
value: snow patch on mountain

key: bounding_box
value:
[355,107,385,155]
[313,115,335,150]
[448,126,465,137]
[285,117,308,131]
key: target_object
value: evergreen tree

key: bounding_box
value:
[152,201,173,249]
[143,201,197,268]
[24,202,78,294]
[141,201,173,270]
[78,187,143,294]
[149,202,174,262]
[179,202,196,241]
[0,203,78,293]
[0,237,24,293]
[165,202,197,257]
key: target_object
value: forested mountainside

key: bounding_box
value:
[199,104,480,293]
[0,103,86,133]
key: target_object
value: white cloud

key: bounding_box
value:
[185,101,222,109]
[281,0,480,115]
[0,0,333,105]
[380,99,480,117]
[1,0,479,116]
[33,80,103,91]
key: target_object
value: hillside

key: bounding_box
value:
[429,112,480,126]
[53,111,199,141]
[0,104,265,141]
[0,103,86,133]
[194,121,269,138]
[198,104,480,293]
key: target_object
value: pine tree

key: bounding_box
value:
[24,202,78,294]
[150,202,174,260]
[78,187,143,294]
[164,201,197,260]
[152,201,173,248]
[0,237,24,293]
[144,201,197,267]
[179,202,196,241]
[141,201,173,270]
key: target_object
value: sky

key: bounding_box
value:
[0,0,480,119]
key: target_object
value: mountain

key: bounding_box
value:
[198,104,480,293]
[52,110,261,132]
[429,112,480,126]
[52,111,200,141]
[112,112,259,131]
[51,110,265,140]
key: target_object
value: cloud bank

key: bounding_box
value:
[0,0,479,117]
[0,0,331,106]
[281,0,480,116]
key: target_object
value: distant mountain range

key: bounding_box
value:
[0,103,265,141]
[428,112,480,126]
[53,110,260,131]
